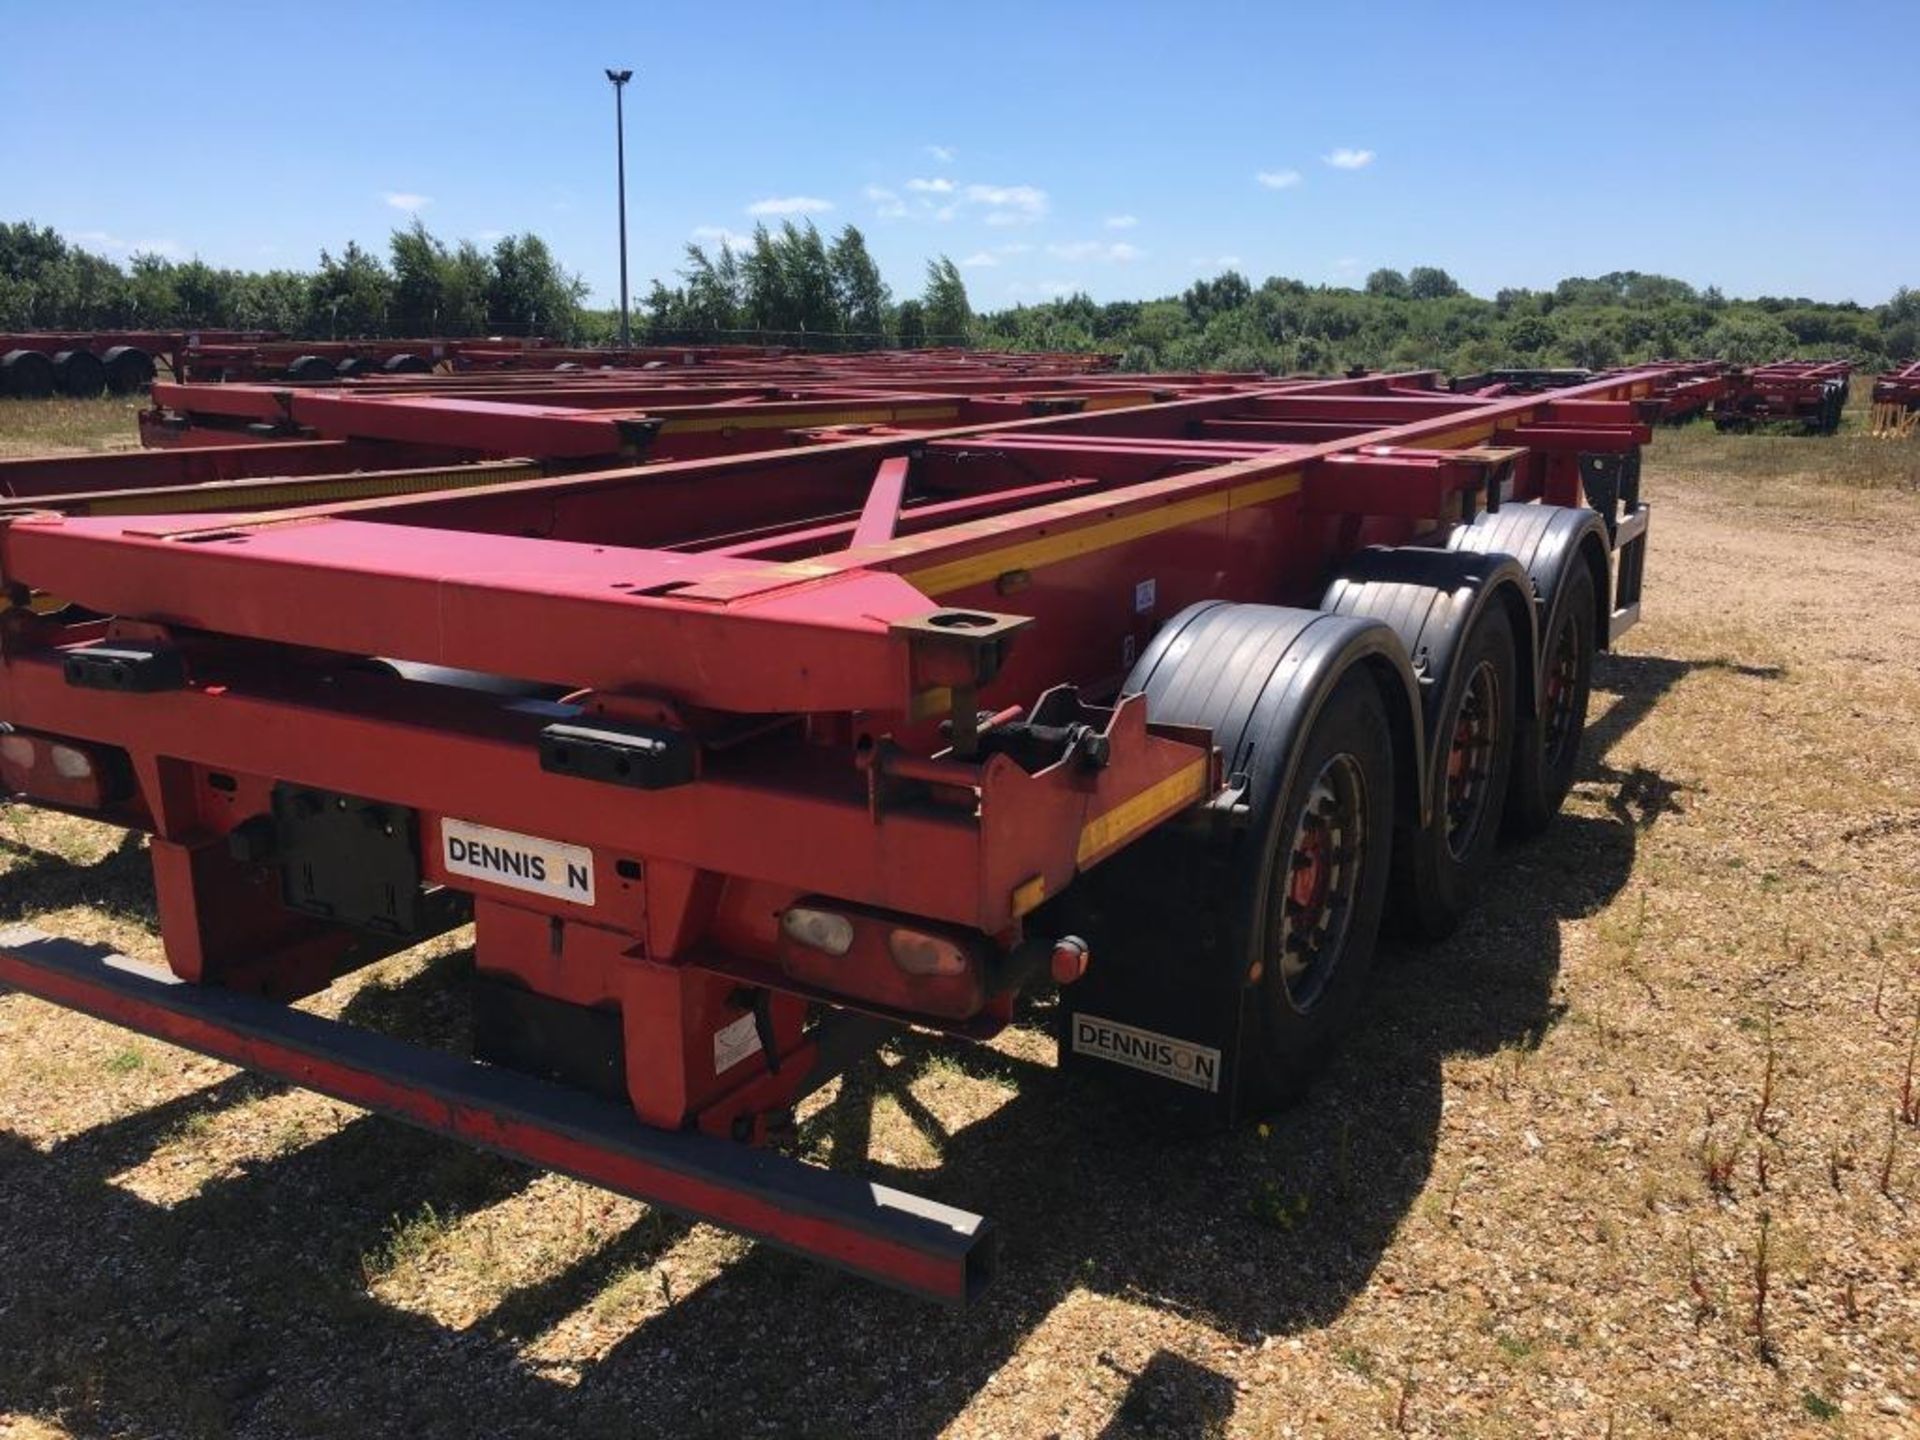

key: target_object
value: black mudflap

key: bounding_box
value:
[1054,831,1253,1129]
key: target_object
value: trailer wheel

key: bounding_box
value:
[101,345,156,395]
[1821,384,1845,435]
[1321,546,1534,938]
[335,355,373,378]
[1507,560,1595,835]
[383,352,433,374]
[284,355,336,383]
[1446,503,1609,838]
[1389,603,1516,938]
[1,348,57,399]
[52,349,108,399]
[1246,670,1397,1097]
[1068,603,1416,1117]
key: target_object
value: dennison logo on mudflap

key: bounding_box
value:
[1071,1014,1220,1092]
[441,818,595,905]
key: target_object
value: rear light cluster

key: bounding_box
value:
[0,729,132,811]
[888,928,970,977]
[777,902,1091,1021]
[780,907,854,956]
[779,902,985,1020]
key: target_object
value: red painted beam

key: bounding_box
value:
[0,924,992,1303]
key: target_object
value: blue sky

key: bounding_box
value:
[4,1,1915,310]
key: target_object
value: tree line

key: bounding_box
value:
[639,222,973,347]
[974,267,1919,375]
[0,216,970,349]
[0,220,591,339]
[4,215,1913,373]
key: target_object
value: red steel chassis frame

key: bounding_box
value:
[1712,359,1852,432]
[1873,359,1920,410]
[133,361,1220,454]
[0,365,1666,1300]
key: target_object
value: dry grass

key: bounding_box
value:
[0,397,146,459]
[3,399,1920,1437]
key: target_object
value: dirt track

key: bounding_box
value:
[2,425,1918,1438]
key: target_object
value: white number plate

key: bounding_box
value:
[441,818,595,906]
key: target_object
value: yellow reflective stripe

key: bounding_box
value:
[1413,423,1500,451]
[1076,759,1210,866]
[902,471,1301,597]
[661,405,960,434]
[81,463,543,516]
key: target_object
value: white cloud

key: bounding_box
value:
[960,251,1000,268]
[1105,214,1139,229]
[927,144,956,163]
[866,178,1048,227]
[691,224,754,250]
[1046,240,1143,263]
[966,183,1048,225]
[745,195,833,216]
[1192,254,1244,270]
[1323,148,1375,170]
[383,191,431,211]
[1334,255,1361,271]
[1008,279,1081,299]
[863,184,909,218]
[1256,169,1302,190]
[474,229,507,244]
[71,229,183,258]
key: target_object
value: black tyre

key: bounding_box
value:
[101,345,156,395]
[1506,560,1595,836]
[1390,603,1517,938]
[1244,670,1397,1099]
[383,352,433,374]
[284,354,336,383]
[53,349,108,399]
[335,355,373,378]
[1,348,57,399]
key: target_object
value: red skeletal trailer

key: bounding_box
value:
[1711,359,1853,434]
[0,360,1667,1301]
[1870,359,1920,437]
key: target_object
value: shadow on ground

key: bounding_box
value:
[0,828,151,925]
[0,650,1751,1439]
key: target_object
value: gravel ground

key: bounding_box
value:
[0,412,1917,1438]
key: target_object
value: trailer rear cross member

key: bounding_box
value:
[0,360,1667,1300]
[0,925,993,1304]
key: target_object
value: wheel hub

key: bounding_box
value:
[1444,659,1501,859]
[1544,621,1581,760]
[1273,755,1367,1012]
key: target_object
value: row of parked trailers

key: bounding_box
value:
[0,347,1795,1300]
[0,328,847,398]
[7,328,1911,438]
[0,329,1143,402]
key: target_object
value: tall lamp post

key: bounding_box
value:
[606,67,634,349]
